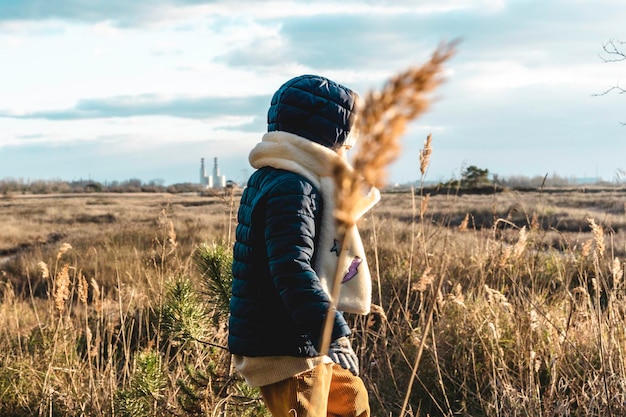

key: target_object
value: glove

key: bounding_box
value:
[329,337,359,376]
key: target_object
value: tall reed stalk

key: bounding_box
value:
[316,41,456,415]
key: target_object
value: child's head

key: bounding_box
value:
[267,74,360,150]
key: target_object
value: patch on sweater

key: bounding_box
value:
[341,256,362,283]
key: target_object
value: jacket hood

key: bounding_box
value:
[267,74,359,149]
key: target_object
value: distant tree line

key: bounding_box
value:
[437,165,590,190]
[497,173,581,189]
[0,178,204,195]
[391,165,618,194]
[2,168,618,196]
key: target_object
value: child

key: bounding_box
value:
[229,74,378,417]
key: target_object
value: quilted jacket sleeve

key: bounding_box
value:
[264,176,350,350]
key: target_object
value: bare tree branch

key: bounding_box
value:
[595,38,626,124]
[592,84,626,97]
[600,38,626,62]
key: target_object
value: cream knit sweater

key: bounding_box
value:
[248,131,380,314]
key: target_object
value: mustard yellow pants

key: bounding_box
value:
[259,363,370,417]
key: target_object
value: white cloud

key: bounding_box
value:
[5,35,23,47]
[92,21,125,37]
[151,40,181,55]
[456,59,626,95]
[0,114,257,148]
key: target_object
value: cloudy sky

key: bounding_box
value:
[1,0,625,186]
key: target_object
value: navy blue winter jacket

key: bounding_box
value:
[228,166,351,357]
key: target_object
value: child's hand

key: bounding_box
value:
[329,337,359,376]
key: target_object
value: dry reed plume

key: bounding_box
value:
[78,274,88,305]
[38,261,50,280]
[332,41,456,227]
[320,41,456,365]
[588,217,605,258]
[54,264,71,313]
[419,133,433,177]
[56,242,72,261]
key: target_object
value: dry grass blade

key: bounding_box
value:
[333,41,456,227]
[420,193,430,220]
[612,257,623,288]
[91,278,102,313]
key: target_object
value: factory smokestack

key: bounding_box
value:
[213,157,225,187]
[213,157,220,179]
[200,158,206,184]
[199,157,225,188]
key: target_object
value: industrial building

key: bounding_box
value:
[199,157,226,188]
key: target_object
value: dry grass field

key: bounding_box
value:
[1,187,625,416]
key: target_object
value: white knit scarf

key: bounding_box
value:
[248,131,380,315]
